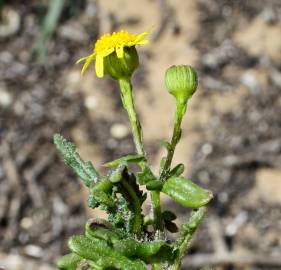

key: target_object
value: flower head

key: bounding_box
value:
[77,30,149,78]
[165,65,198,104]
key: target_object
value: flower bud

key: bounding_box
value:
[104,46,139,80]
[165,65,198,103]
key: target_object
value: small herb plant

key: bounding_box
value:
[55,30,213,270]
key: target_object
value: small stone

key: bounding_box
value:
[24,245,43,258]
[240,72,260,94]
[20,217,33,229]
[110,123,130,139]
[201,143,213,155]
[84,96,97,110]
[0,87,12,107]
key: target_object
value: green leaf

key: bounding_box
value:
[109,165,126,183]
[136,240,168,259]
[69,235,146,270]
[85,219,123,244]
[90,178,114,207]
[161,177,213,208]
[169,163,184,177]
[57,253,82,270]
[160,140,172,151]
[104,154,145,168]
[146,180,163,191]
[112,239,168,260]
[54,134,99,187]
[136,166,155,185]
[159,157,167,174]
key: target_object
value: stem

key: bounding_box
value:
[118,78,145,156]
[160,101,186,180]
[118,78,164,234]
[171,207,206,270]
[151,190,164,232]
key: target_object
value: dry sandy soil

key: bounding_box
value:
[0,0,281,269]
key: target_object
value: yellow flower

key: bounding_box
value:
[77,30,149,78]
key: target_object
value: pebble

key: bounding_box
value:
[110,123,130,139]
[0,87,12,107]
[24,245,43,258]
[84,96,97,110]
[20,217,33,230]
[240,72,260,94]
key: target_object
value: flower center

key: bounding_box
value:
[94,31,138,53]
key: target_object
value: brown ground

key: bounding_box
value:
[0,0,281,270]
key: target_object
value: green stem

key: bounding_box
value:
[171,207,206,270]
[151,190,164,232]
[118,78,145,156]
[118,78,164,234]
[160,101,186,180]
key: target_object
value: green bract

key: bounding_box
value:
[104,47,139,80]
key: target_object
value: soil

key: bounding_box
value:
[0,1,280,270]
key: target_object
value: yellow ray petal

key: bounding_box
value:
[101,48,115,57]
[137,39,149,45]
[135,32,149,43]
[116,46,124,58]
[95,55,104,78]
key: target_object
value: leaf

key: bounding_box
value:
[90,178,114,207]
[159,157,167,174]
[160,140,172,151]
[85,219,122,244]
[69,235,147,270]
[113,239,168,260]
[57,253,82,270]
[161,177,213,208]
[136,166,155,185]
[109,164,126,183]
[169,163,184,177]
[104,154,145,168]
[54,134,99,187]
[146,180,163,191]
[136,240,168,259]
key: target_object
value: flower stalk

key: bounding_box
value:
[118,78,145,156]
[160,101,186,180]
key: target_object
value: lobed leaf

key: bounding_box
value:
[54,134,99,187]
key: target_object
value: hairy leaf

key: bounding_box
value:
[54,134,99,187]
